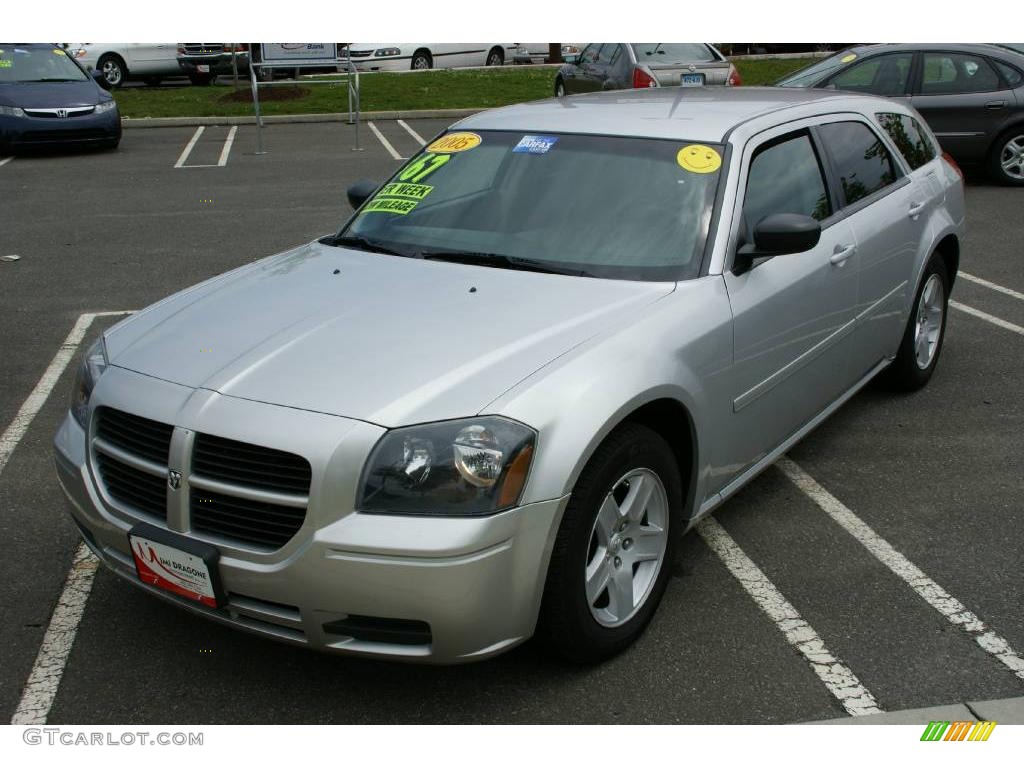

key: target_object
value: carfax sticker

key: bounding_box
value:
[677,144,721,174]
[362,197,419,215]
[426,132,482,153]
[513,135,558,154]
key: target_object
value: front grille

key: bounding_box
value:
[193,434,311,494]
[183,43,224,55]
[95,453,167,518]
[191,488,306,549]
[95,408,174,465]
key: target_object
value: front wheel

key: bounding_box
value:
[410,50,432,70]
[880,256,949,391]
[554,78,566,97]
[988,129,1024,186]
[486,47,504,66]
[539,423,681,663]
[97,54,126,88]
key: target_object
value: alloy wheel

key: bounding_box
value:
[101,60,123,87]
[914,273,944,369]
[1000,134,1024,180]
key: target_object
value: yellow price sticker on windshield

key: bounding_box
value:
[841,53,857,63]
[426,132,481,154]
[0,61,10,68]
[677,144,721,174]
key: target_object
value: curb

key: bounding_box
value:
[807,696,1024,725]
[121,108,482,129]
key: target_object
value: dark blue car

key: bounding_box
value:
[0,43,121,154]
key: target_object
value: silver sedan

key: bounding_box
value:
[55,88,964,663]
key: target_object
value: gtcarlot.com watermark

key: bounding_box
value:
[23,728,203,747]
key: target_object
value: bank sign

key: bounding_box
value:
[260,43,337,65]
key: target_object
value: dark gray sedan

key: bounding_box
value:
[554,43,740,97]
[777,43,1024,185]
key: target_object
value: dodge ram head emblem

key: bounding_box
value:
[167,470,182,490]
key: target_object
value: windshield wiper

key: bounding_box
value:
[417,250,591,277]
[330,235,416,258]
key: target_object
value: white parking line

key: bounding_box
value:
[697,517,883,716]
[959,272,1024,302]
[777,457,1024,682]
[217,125,238,167]
[0,311,132,478]
[950,301,1024,337]
[396,119,426,146]
[0,156,13,168]
[173,126,205,168]
[367,121,406,160]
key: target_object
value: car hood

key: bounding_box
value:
[0,79,103,109]
[105,242,674,427]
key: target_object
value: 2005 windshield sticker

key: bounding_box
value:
[677,144,722,174]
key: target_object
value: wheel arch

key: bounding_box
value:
[933,232,960,290]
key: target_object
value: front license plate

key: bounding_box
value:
[129,523,223,608]
[681,73,705,86]
[196,64,210,73]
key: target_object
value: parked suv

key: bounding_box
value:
[176,43,250,85]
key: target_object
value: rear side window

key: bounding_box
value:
[921,53,1002,94]
[818,121,899,206]
[993,60,1023,87]
[827,53,913,96]
[876,113,937,171]
[744,132,832,230]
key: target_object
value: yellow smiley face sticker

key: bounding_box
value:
[426,132,482,154]
[677,144,721,174]
[53,48,66,56]
[841,53,857,64]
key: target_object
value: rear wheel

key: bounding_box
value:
[880,256,949,391]
[539,423,681,663]
[97,54,126,88]
[410,49,432,70]
[554,78,566,97]
[486,47,504,66]
[988,128,1024,186]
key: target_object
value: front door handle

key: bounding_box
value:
[908,201,926,219]
[986,100,1006,110]
[830,244,856,266]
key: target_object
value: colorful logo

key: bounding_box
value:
[920,720,996,742]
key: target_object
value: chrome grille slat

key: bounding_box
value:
[95,408,173,464]
[95,453,167,518]
[93,436,167,477]
[93,408,174,520]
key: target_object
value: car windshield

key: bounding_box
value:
[631,43,716,63]
[335,130,724,281]
[775,50,861,87]
[0,45,88,83]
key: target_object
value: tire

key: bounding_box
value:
[97,54,126,88]
[410,49,432,71]
[142,76,162,87]
[987,128,1024,186]
[879,255,949,391]
[539,422,682,663]
[188,72,215,86]
[486,47,504,66]
[554,78,566,97]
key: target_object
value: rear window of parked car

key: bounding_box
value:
[818,121,899,206]
[631,44,716,63]
[744,132,832,230]
[921,53,1001,94]
[876,113,937,171]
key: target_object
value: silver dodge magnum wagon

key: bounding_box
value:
[54,88,965,663]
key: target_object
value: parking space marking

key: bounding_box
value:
[777,457,1024,683]
[959,272,1024,302]
[217,125,238,167]
[0,311,132,478]
[950,301,1024,337]
[0,156,12,168]
[697,517,884,716]
[173,126,206,168]
[10,543,98,725]
[367,121,406,161]
[397,119,427,146]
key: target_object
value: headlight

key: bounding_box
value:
[70,337,108,428]
[94,100,117,114]
[0,105,25,117]
[374,47,401,57]
[358,416,536,516]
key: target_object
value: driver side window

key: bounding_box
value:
[743,131,832,239]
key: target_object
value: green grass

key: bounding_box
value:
[113,59,816,119]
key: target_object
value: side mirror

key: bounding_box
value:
[92,70,111,91]
[733,213,821,275]
[347,179,378,210]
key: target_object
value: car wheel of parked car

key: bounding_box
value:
[540,422,680,663]
[989,128,1024,186]
[880,256,949,391]
[98,54,126,88]
[554,78,566,97]
[486,47,504,66]
[411,50,432,70]
[188,73,215,86]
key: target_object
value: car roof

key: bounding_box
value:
[458,87,875,143]
[842,42,1024,60]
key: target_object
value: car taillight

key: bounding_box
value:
[223,44,247,53]
[942,151,964,181]
[632,67,657,89]
[727,64,742,86]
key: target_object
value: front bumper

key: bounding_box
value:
[1,109,120,149]
[178,54,249,76]
[53,366,566,663]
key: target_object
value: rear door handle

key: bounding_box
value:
[908,201,926,219]
[986,100,1006,110]
[830,244,856,266]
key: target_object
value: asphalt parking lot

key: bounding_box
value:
[0,119,1021,724]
